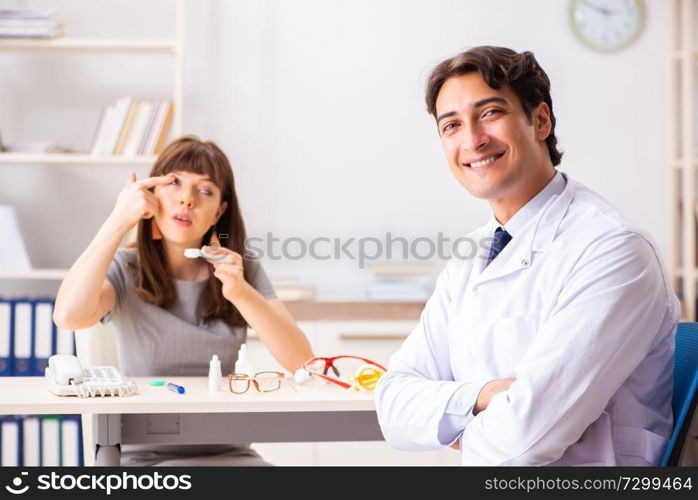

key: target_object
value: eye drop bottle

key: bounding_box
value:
[208,354,222,392]
[234,344,254,376]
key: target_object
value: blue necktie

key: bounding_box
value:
[486,227,512,267]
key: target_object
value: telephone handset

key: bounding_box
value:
[46,354,137,397]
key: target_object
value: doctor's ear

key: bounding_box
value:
[532,102,552,141]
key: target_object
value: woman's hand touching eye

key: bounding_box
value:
[109,172,175,232]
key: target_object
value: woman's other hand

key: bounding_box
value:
[206,233,249,302]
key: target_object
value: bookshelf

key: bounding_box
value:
[668,0,697,320]
[0,1,185,281]
[0,0,185,165]
[0,38,176,54]
[0,153,157,165]
[0,269,66,280]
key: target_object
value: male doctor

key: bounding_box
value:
[375,46,680,466]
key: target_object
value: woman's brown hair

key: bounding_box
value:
[130,135,249,327]
[425,45,563,166]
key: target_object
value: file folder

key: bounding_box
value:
[0,298,12,376]
[12,299,32,376]
[21,416,40,466]
[60,416,83,466]
[1,416,21,466]
[32,299,55,376]
[40,416,60,466]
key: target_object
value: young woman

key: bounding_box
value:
[53,136,314,466]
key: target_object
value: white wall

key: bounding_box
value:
[0,0,670,297]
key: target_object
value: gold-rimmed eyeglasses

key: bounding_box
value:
[226,371,284,394]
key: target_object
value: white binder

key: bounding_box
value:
[40,417,60,466]
[1,417,20,466]
[22,416,40,466]
[13,300,32,376]
[60,417,81,466]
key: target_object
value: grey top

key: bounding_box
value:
[101,248,276,377]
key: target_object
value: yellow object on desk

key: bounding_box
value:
[349,364,385,392]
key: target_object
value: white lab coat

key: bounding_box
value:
[376,175,679,466]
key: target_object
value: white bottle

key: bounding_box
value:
[234,344,254,376]
[208,354,222,392]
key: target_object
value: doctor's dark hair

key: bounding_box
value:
[425,46,563,166]
[130,135,250,328]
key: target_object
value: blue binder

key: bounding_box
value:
[32,298,55,376]
[12,298,33,377]
[0,297,13,376]
[0,416,22,466]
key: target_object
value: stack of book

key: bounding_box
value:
[365,262,437,302]
[0,9,62,38]
[90,97,174,156]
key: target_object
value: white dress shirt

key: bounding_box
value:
[375,172,679,466]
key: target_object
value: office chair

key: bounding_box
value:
[660,322,698,466]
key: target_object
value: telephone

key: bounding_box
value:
[45,354,137,398]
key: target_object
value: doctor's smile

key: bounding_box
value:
[464,152,506,169]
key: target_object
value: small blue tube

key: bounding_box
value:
[167,382,185,394]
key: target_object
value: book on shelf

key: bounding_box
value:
[122,102,151,156]
[0,9,62,38]
[113,101,138,155]
[91,98,173,156]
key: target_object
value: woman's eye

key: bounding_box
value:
[169,178,178,185]
[200,189,212,195]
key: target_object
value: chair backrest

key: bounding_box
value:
[660,322,698,466]
[74,321,120,369]
[74,321,119,467]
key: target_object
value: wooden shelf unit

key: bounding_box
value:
[0,37,176,54]
[0,153,157,165]
[668,0,697,320]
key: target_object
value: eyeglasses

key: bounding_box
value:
[302,355,386,391]
[226,371,284,394]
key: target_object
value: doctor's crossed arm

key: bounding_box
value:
[375,258,493,450]
[377,231,673,464]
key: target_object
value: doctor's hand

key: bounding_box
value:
[473,377,516,416]
[206,233,250,303]
[108,172,175,232]
[449,377,516,451]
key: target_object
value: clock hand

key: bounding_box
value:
[580,0,619,16]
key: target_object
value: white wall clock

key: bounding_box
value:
[569,0,645,52]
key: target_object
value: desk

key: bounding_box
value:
[1,377,383,466]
